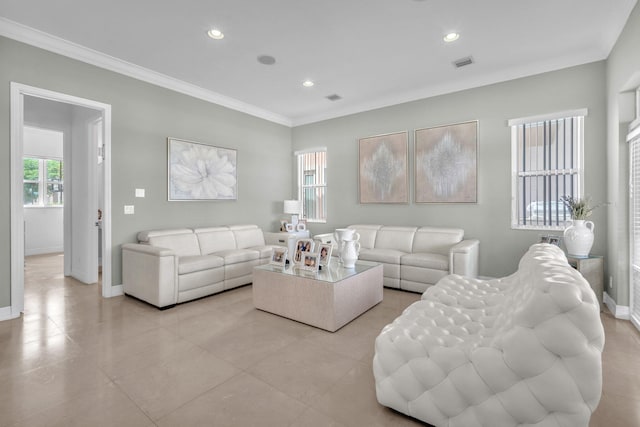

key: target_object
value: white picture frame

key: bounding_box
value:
[318,243,333,267]
[293,238,315,264]
[300,252,320,273]
[270,247,288,267]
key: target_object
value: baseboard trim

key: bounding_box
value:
[108,284,124,297]
[25,247,64,256]
[0,305,21,322]
[604,292,630,320]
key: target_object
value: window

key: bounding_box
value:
[509,109,586,229]
[23,157,64,206]
[296,149,326,222]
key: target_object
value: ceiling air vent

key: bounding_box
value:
[326,94,342,101]
[453,56,474,68]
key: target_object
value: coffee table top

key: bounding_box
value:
[254,260,380,284]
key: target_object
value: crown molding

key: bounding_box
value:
[291,51,605,127]
[0,17,292,127]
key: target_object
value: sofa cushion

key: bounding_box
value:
[348,224,382,249]
[359,248,405,265]
[412,227,464,256]
[142,230,201,257]
[195,227,237,255]
[374,226,417,252]
[247,245,276,259]
[213,249,259,265]
[178,254,224,275]
[401,252,449,270]
[229,225,266,248]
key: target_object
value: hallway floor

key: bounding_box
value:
[0,254,638,426]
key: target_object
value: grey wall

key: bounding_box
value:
[293,62,607,278]
[606,2,640,306]
[0,36,293,307]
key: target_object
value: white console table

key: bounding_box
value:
[264,230,311,262]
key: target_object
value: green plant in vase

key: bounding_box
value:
[560,195,603,220]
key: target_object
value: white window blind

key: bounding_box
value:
[510,110,586,229]
[296,150,326,222]
[629,126,640,330]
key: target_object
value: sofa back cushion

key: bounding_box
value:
[195,227,237,255]
[375,226,417,252]
[412,227,464,255]
[230,225,265,248]
[348,224,382,249]
[138,229,201,257]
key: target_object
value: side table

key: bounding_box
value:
[567,255,603,308]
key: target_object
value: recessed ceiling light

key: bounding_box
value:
[443,32,460,43]
[302,80,315,87]
[207,29,224,40]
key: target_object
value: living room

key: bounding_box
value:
[1,1,640,425]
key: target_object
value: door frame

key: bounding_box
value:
[10,82,116,318]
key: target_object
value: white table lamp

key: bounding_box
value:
[283,200,301,226]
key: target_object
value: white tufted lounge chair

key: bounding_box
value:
[373,244,604,427]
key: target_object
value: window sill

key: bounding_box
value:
[511,224,565,232]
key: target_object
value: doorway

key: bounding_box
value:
[9,83,114,319]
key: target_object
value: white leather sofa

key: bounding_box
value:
[373,243,605,427]
[316,224,479,292]
[121,225,275,309]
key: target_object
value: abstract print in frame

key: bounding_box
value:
[414,121,477,203]
[168,137,237,201]
[358,131,408,204]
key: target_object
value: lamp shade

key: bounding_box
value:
[283,200,301,214]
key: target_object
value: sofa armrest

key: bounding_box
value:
[312,233,341,255]
[449,239,479,278]
[122,243,179,308]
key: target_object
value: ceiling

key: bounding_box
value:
[0,0,637,126]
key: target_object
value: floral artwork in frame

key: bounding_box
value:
[168,137,237,201]
[414,121,477,203]
[358,131,408,204]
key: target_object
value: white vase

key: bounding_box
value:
[563,220,595,258]
[340,239,361,268]
[333,229,360,263]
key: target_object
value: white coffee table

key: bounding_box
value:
[252,260,383,332]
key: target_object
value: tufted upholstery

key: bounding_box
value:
[373,244,604,427]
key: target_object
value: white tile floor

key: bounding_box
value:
[1,254,638,426]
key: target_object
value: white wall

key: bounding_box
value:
[606,1,640,306]
[24,208,63,255]
[23,97,70,256]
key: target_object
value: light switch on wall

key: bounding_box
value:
[124,205,135,215]
[135,188,145,198]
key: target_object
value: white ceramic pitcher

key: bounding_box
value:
[333,228,360,263]
[341,239,361,268]
[334,228,360,243]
